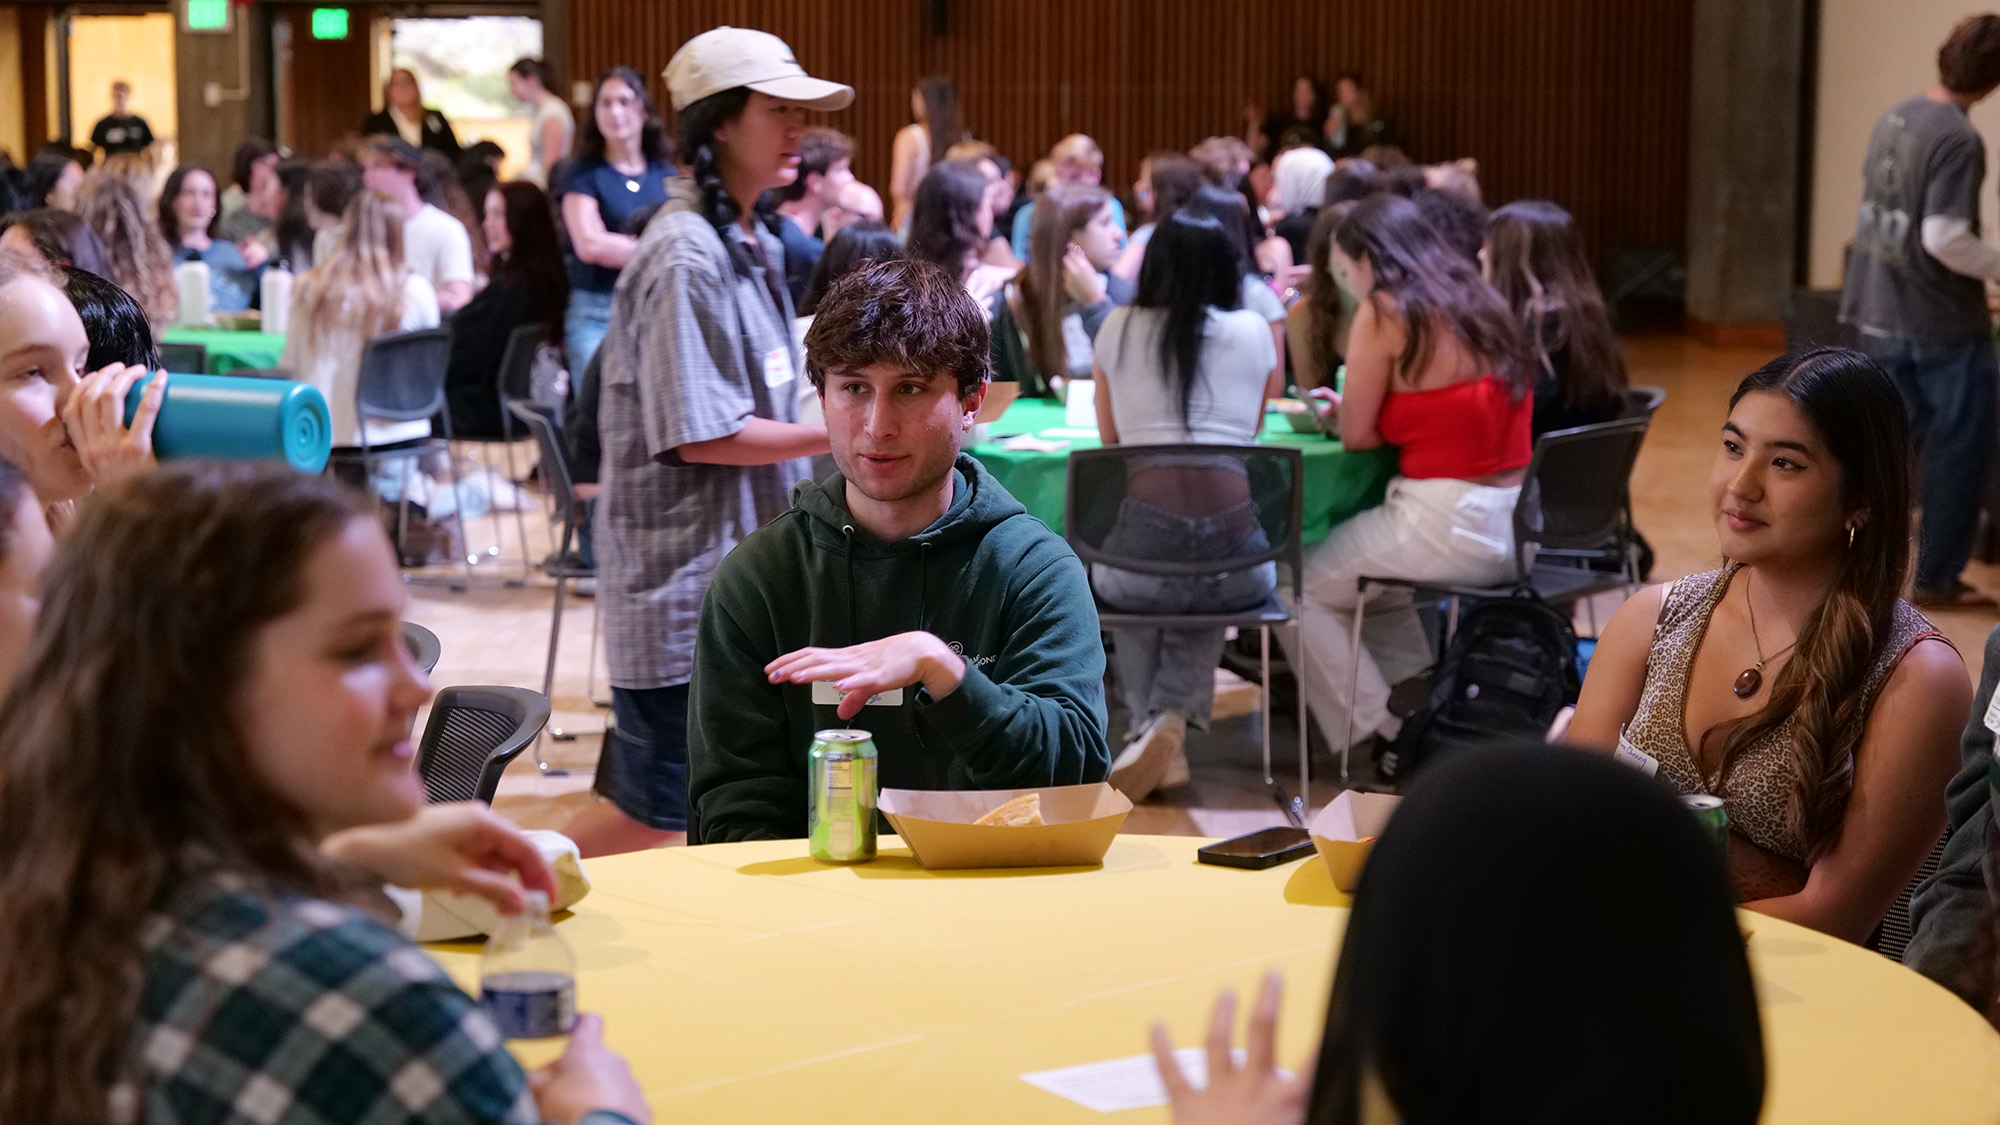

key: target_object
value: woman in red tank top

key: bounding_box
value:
[1290,194,1535,755]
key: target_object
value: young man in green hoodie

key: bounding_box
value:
[688,258,1111,842]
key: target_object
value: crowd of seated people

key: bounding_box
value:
[2,23,2000,1125]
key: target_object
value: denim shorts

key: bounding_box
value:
[592,683,689,832]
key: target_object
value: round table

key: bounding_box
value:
[159,326,287,374]
[968,399,1398,544]
[427,836,2000,1123]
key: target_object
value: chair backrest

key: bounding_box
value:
[1064,444,1305,601]
[159,341,208,374]
[414,684,551,804]
[1620,384,1667,422]
[1512,416,1653,572]
[400,620,442,673]
[495,323,544,406]
[356,327,453,428]
[507,398,581,532]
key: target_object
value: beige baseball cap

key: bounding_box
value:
[663,27,854,113]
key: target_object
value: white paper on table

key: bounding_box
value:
[1000,434,1070,453]
[1064,379,1098,428]
[1021,1048,1291,1114]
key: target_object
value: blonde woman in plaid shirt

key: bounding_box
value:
[0,464,648,1125]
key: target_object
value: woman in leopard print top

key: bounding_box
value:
[1569,348,1968,944]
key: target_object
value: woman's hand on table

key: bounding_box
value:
[320,801,558,915]
[63,363,162,487]
[1152,971,1309,1125]
[529,1013,653,1125]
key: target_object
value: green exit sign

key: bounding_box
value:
[184,0,229,32]
[311,8,349,39]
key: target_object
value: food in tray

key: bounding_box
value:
[973,792,1045,827]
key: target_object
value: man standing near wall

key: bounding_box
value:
[1841,15,2000,606]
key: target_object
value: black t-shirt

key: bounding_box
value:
[1840,93,1989,340]
[556,158,675,294]
[769,213,824,308]
[91,114,154,155]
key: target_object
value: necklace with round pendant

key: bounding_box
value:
[1734,570,1797,699]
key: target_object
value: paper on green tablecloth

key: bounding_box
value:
[968,398,1396,543]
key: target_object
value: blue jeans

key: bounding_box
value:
[1091,498,1275,728]
[1861,334,1999,591]
[592,683,688,832]
[565,288,615,377]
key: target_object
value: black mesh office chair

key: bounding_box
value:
[1342,416,1655,774]
[159,341,208,374]
[508,398,601,774]
[329,327,473,589]
[1621,384,1667,422]
[400,620,442,674]
[1065,445,1311,823]
[414,685,552,804]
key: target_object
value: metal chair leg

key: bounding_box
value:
[533,573,571,774]
[499,435,533,584]
[1341,579,1368,783]
[585,593,609,708]
[1296,618,1311,806]
[1259,624,1273,786]
[441,449,473,593]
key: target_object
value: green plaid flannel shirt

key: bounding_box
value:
[115,874,540,1125]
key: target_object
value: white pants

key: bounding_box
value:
[1288,476,1521,749]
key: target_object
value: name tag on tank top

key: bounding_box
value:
[1612,728,1661,777]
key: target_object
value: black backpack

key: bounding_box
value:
[1376,592,1581,785]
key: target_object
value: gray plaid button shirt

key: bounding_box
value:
[597,179,812,688]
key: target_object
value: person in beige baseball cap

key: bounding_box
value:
[560,27,848,858]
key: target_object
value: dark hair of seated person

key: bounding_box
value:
[1306,743,1765,1124]
[3,208,114,278]
[798,220,905,317]
[60,265,161,373]
[803,257,991,400]
[1416,187,1490,266]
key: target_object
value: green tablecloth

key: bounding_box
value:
[968,398,1398,544]
[160,327,287,374]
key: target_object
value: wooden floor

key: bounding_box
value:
[406,334,2000,840]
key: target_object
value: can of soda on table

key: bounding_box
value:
[1683,795,1730,854]
[809,730,879,863]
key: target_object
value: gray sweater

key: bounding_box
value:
[1906,625,1999,1006]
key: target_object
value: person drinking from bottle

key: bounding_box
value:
[1567,348,1967,944]
[0,462,652,1125]
[687,257,1110,843]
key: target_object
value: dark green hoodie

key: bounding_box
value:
[688,454,1110,842]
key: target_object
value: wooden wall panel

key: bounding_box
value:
[568,0,1693,254]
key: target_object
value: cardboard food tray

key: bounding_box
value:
[879,783,1132,869]
[1308,791,1401,892]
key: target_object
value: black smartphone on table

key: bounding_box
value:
[1196,827,1316,870]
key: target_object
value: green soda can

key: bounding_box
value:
[1684,795,1729,854]
[809,730,878,863]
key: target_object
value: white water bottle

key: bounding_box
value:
[478,890,576,1039]
[174,259,211,326]
[259,259,293,337]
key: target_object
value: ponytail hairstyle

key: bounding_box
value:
[1485,199,1626,411]
[676,86,760,265]
[1334,193,1532,396]
[1133,209,1245,428]
[1703,348,1914,862]
[1017,183,1111,384]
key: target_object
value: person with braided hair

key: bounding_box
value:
[1569,348,1969,945]
[561,28,853,857]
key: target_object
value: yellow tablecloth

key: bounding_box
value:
[428,836,2000,1123]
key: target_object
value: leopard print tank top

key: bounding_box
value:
[1620,564,1943,862]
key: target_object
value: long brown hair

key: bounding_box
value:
[1702,348,1914,862]
[0,463,372,1123]
[75,173,178,329]
[1017,182,1111,383]
[915,76,964,153]
[291,190,409,357]
[1485,200,1627,411]
[1334,193,1532,394]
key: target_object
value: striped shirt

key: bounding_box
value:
[596,179,813,689]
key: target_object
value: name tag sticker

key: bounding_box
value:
[1984,688,2000,737]
[1612,729,1661,777]
[762,347,794,389]
[811,681,904,707]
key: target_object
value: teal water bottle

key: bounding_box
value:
[122,372,332,474]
